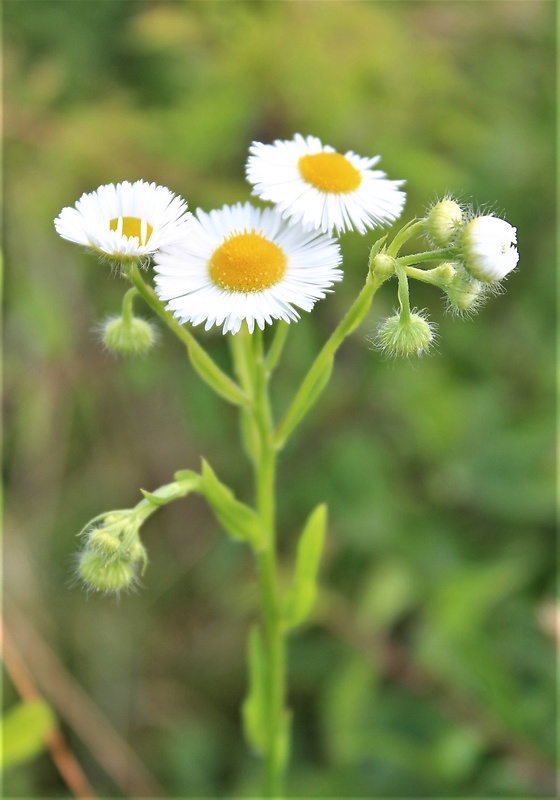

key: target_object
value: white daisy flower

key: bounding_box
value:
[461,215,519,282]
[153,202,342,335]
[54,180,192,264]
[246,133,406,235]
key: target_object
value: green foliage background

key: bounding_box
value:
[4,1,556,797]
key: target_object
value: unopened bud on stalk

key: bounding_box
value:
[426,199,464,247]
[78,550,136,593]
[370,252,395,279]
[103,314,157,356]
[444,267,486,314]
[377,310,435,358]
[461,215,519,283]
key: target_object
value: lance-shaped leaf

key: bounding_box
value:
[1,700,55,769]
[275,355,334,449]
[186,338,249,407]
[200,460,261,545]
[241,626,268,755]
[140,471,201,507]
[283,504,327,629]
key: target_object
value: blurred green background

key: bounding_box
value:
[3,1,556,797]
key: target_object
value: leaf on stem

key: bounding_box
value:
[140,471,201,506]
[187,339,249,407]
[275,355,334,449]
[200,460,261,545]
[283,503,327,629]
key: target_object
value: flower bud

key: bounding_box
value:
[102,314,156,356]
[370,252,395,279]
[444,267,485,314]
[377,310,435,357]
[78,550,136,593]
[461,215,519,282]
[426,200,463,247]
[87,528,123,556]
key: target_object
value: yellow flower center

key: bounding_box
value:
[209,230,287,293]
[109,216,154,246]
[298,152,362,194]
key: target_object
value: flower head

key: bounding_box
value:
[246,134,406,235]
[154,202,342,335]
[54,180,192,265]
[102,314,157,356]
[426,199,464,247]
[461,215,519,283]
[376,310,436,358]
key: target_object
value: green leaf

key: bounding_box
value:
[141,472,200,507]
[1,700,55,770]
[186,339,249,407]
[275,356,334,449]
[200,460,261,545]
[241,626,268,754]
[284,504,327,629]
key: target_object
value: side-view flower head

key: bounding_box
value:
[246,133,406,235]
[54,180,192,263]
[153,201,342,335]
[461,215,519,283]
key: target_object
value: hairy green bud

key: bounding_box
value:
[78,550,136,593]
[426,199,463,247]
[102,314,156,356]
[377,310,435,358]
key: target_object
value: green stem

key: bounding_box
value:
[395,261,412,322]
[397,248,453,266]
[120,287,138,325]
[232,326,288,797]
[129,265,249,407]
[386,217,426,257]
[274,273,385,449]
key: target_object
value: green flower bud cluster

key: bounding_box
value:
[425,199,519,289]
[78,510,149,594]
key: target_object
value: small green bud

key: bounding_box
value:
[444,267,486,314]
[431,261,457,285]
[87,528,123,556]
[78,550,136,593]
[426,199,463,247]
[102,315,156,356]
[370,252,395,279]
[377,310,435,357]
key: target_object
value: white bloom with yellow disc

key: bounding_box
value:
[153,202,342,335]
[246,134,406,235]
[54,180,192,262]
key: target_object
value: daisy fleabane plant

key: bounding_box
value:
[55,139,519,799]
